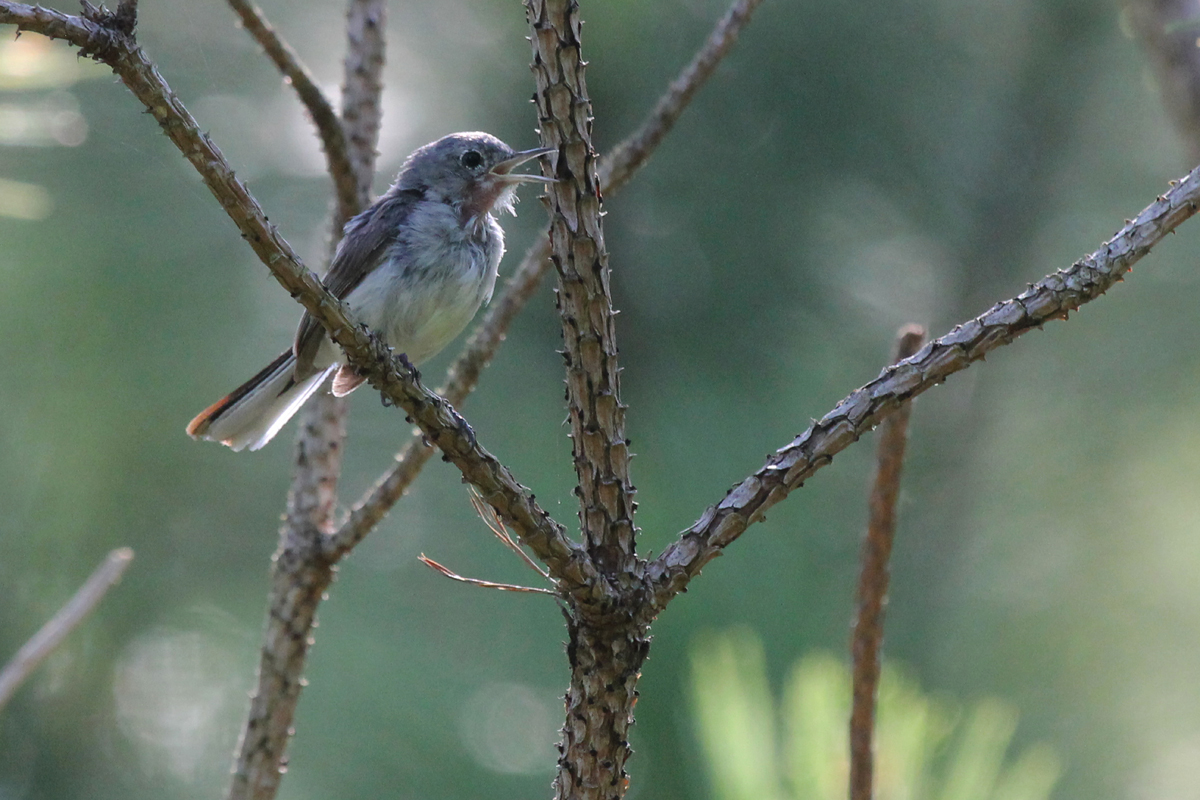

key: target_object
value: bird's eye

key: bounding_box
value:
[460,150,483,169]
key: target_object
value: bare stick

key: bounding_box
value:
[0,548,133,712]
[469,489,552,581]
[227,399,346,800]
[849,326,925,800]
[326,0,765,560]
[649,167,1200,607]
[225,0,357,222]
[418,555,556,595]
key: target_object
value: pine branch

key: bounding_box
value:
[527,0,637,574]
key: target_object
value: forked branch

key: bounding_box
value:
[327,0,765,560]
[0,0,589,590]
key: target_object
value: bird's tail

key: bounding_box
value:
[186,350,337,452]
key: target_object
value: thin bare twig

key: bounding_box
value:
[225,0,357,221]
[649,166,1200,607]
[849,325,925,800]
[469,489,552,581]
[0,548,133,712]
[418,555,556,595]
[325,0,764,561]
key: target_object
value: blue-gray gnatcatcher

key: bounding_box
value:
[187,131,555,451]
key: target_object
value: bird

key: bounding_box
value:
[186,131,556,451]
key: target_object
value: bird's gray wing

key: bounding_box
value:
[293,188,425,377]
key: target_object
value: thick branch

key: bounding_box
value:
[225,0,358,221]
[849,326,925,800]
[328,0,764,561]
[650,166,1200,604]
[526,0,637,574]
[0,548,133,711]
[0,1,589,589]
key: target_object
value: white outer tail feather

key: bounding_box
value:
[201,357,337,452]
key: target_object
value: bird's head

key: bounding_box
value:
[396,132,556,220]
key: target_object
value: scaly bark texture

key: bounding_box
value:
[649,164,1200,605]
[524,3,659,798]
[526,0,638,576]
[554,610,652,800]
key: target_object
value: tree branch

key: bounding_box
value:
[226,5,381,797]
[0,548,133,712]
[649,166,1200,605]
[323,239,551,560]
[849,326,925,800]
[338,0,384,219]
[326,0,765,561]
[225,0,358,222]
[526,0,637,575]
[0,0,590,590]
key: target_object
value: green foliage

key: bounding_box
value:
[690,630,1061,800]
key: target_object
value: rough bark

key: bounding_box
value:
[526,0,638,576]
[649,167,1200,604]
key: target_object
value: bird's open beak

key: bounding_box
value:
[490,146,558,183]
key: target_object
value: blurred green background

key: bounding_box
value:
[1,0,1197,798]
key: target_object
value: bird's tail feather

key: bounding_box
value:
[186,350,336,452]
